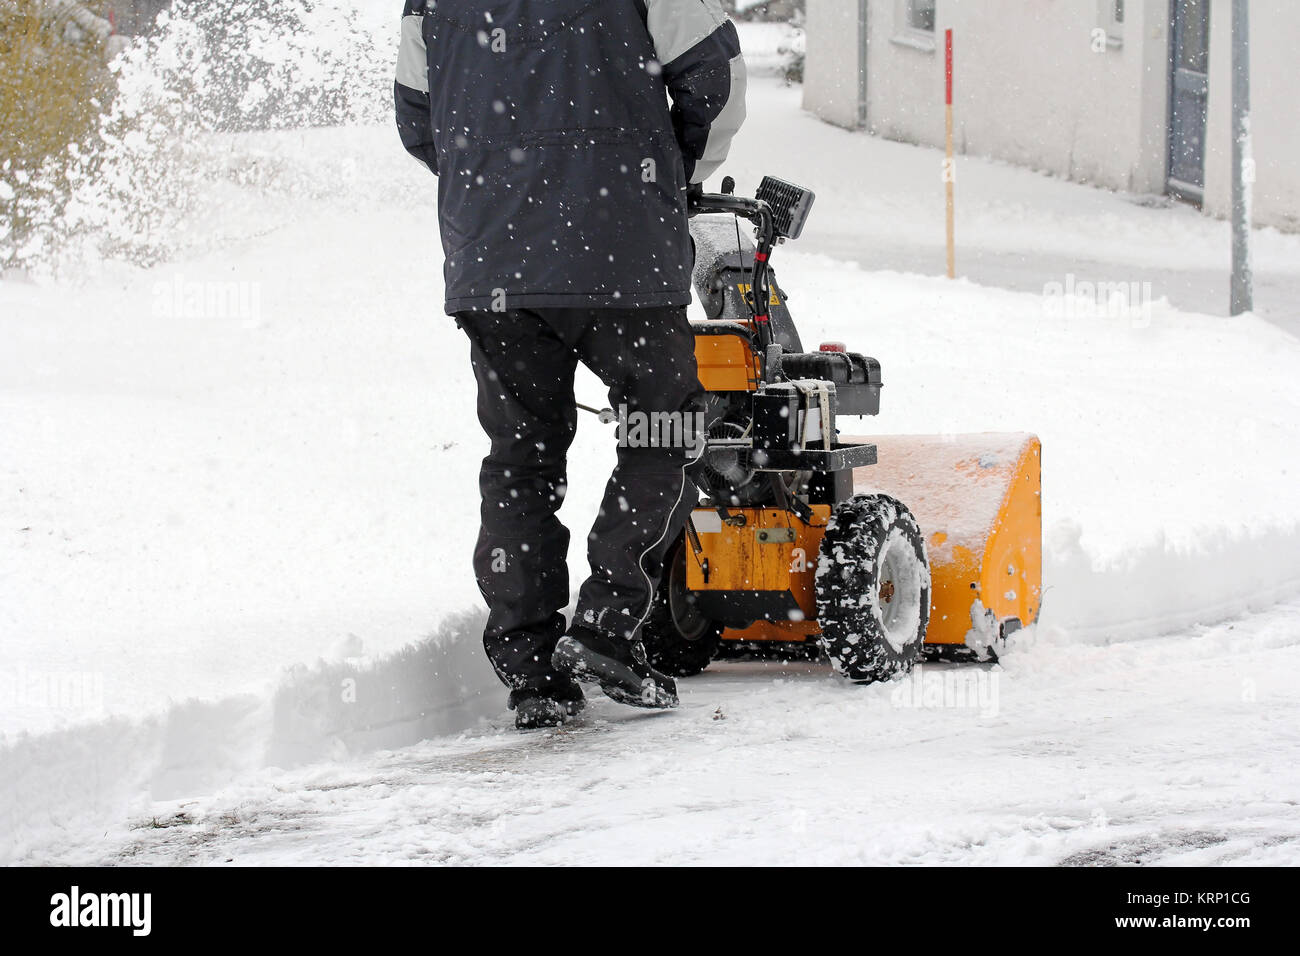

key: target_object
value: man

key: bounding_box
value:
[395,0,746,728]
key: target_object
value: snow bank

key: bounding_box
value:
[0,610,499,864]
[1045,522,1300,642]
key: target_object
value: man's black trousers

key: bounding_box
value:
[456,306,704,692]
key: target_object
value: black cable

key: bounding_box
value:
[734,214,757,321]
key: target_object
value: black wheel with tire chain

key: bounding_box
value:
[815,493,930,683]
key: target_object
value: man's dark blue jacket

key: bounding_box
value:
[395,0,747,314]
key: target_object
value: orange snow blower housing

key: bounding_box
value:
[640,178,1041,682]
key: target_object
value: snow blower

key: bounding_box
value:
[638,176,1041,683]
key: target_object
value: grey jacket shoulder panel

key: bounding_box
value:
[394,0,436,173]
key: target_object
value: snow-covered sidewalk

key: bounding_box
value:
[23,599,1300,866]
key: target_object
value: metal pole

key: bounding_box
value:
[1230,0,1252,315]
[944,28,955,279]
[857,0,869,129]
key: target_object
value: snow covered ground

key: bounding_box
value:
[3,22,1300,864]
[23,602,1300,866]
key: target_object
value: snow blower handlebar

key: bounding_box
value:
[573,187,774,424]
[687,189,777,355]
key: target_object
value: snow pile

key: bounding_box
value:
[0,610,499,864]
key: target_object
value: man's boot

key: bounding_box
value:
[553,626,678,709]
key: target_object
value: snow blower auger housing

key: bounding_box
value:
[641,176,1042,683]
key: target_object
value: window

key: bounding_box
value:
[1099,0,1124,46]
[907,0,936,34]
[894,0,936,51]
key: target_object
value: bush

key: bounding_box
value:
[1,0,392,274]
[0,0,119,271]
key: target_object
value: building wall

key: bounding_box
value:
[803,0,1299,229]
[861,0,1169,193]
[1202,0,1300,232]
[803,0,862,129]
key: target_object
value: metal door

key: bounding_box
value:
[1168,0,1211,201]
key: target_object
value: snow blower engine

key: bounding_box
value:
[640,175,1042,683]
